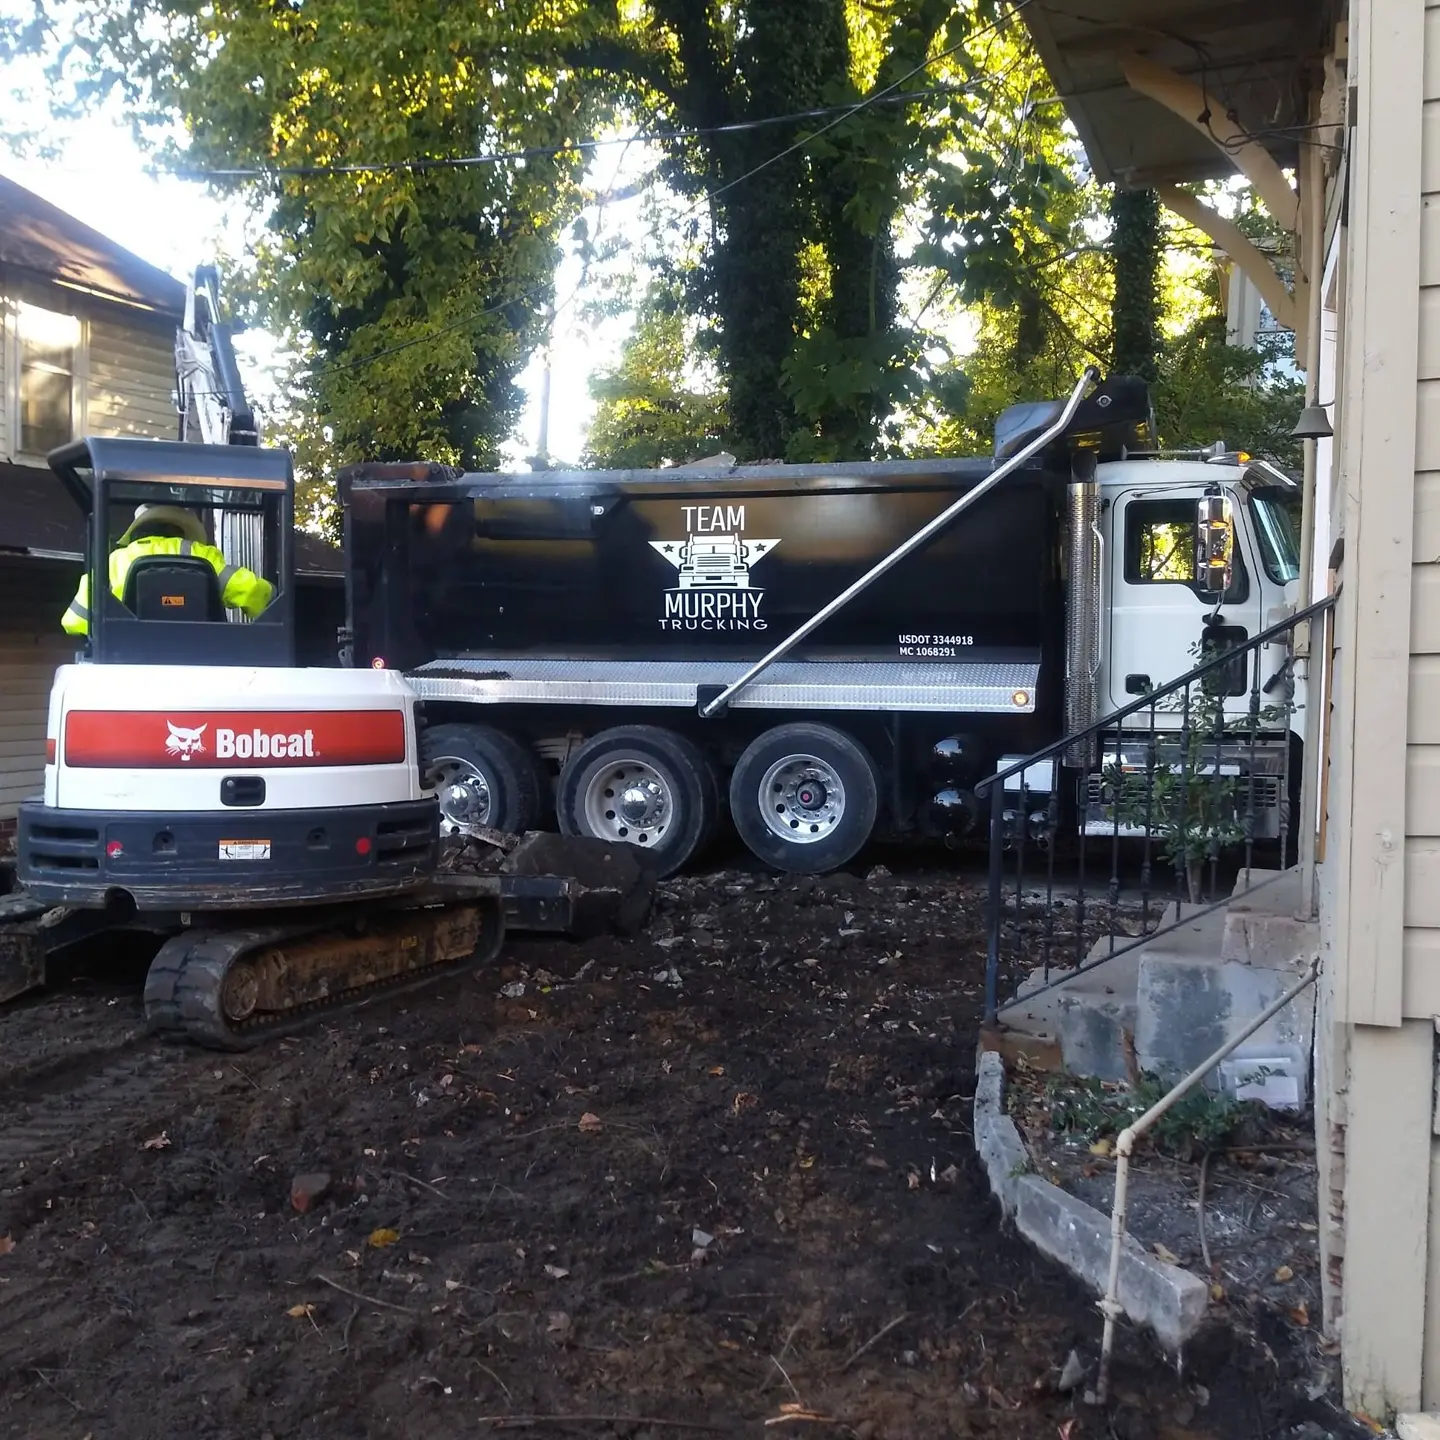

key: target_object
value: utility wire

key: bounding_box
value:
[177,86,980,180]
[315,0,1037,381]
[136,0,1037,400]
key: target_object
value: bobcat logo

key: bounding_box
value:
[165,721,208,762]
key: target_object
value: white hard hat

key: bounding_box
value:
[119,504,208,546]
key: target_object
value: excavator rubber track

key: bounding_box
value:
[142,875,506,1051]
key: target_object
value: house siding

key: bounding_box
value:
[85,313,176,442]
[0,560,78,821]
[0,294,9,462]
[1408,2,1440,1016]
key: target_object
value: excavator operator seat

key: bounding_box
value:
[122,555,228,624]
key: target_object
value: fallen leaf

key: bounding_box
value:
[1153,1242,1181,1265]
[444,1279,462,1292]
[732,1091,759,1114]
[544,1264,570,1279]
[367,1227,400,1249]
[1352,1410,1384,1434]
[546,1310,571,1335]
[0,1235,15,1256]
[1210,1282,1226,1303]
[938,1164,959,1185]
[578,1112,603,1133]
[1058,1422,1078,1440]
[1089,1137,1113,1157]
[906,1169,922,1191]
[142,1132,171,1151]
[286,1304,315,1318]
[1288,1301,1310,1327]
[1274,1264,1294,1283]
[708,1065,726,1077]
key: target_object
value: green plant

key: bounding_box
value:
[1045,1072,1250,1161]
[1102,635,1295,902]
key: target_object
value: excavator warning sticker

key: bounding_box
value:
[218,840,272,861]
[63,710,408,768]
[649,505,780,632]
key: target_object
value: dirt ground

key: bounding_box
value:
[0,858,1357,1439]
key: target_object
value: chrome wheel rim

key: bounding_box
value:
[758,753,845,845]
[427,756,493,834]
[580,757,672,848]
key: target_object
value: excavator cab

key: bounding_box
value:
[49,435,295,668]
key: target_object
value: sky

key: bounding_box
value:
[0,66,638,468]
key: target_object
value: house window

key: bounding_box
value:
[17,302,81,456]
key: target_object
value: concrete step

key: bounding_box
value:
[1132,898,1315,1105]
[1223,866,1316,969]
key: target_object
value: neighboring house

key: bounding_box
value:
[0,175,343,844]
[1023,0,1440,1417]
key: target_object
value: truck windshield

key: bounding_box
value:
[1250,491,1300,583]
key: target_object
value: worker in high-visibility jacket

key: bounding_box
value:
[62,504,274,637]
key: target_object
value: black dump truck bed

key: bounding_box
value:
[341,456,1067,682]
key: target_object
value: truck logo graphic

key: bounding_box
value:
[650,507,781,633]
[649,534,780,589]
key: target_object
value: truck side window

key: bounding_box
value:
[1124,498,1248,602]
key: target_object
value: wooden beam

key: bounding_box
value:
[1155,185,1298,334]
[1120,52,1300,233]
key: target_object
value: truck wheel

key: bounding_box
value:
[556,726,718,877]
[421,723,542,837]
[729,723,879,875]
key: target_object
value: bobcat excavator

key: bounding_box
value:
[0,269,631,1048]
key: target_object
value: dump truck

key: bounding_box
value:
[340,369,1307,877]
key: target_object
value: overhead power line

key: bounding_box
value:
[160,0,1038,399]
[179,85,980,180]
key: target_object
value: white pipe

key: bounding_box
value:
[1088,957,1320,1405]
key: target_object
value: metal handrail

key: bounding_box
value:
[976,592,1336,796]
[697,365,1101,718]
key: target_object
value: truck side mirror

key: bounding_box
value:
[1196,492,1233,595]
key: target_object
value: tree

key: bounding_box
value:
[565,0,1064,462]
[13,0,606,490]
[1109,187,1162,381]
[583,286,728,468]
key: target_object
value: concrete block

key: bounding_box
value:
[973,1052,1032,1216]
[1223,867,1317,970]
[1013,1174,1210,1353]
[1397,1417,1440,1440]
[1134,941,1316,1102]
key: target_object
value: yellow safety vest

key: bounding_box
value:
[62,537,275,637]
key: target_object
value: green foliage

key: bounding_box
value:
[1152,316,1305,468]
[19,0,607,516]
[1110,187,1162,382]
[1102,637,1296,900]
[583,287,728,468]
[1045,1072,1250,1161]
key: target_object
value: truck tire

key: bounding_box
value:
[421,723,543,837]
[556,726,718,877]
[729,723,879,875]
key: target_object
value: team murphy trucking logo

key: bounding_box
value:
[649,505,780,632]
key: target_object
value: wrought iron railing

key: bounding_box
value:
[978,595,1335,1025]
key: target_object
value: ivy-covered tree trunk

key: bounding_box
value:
[1110,186,1162,382]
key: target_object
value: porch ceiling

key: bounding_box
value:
[1020,0,1336,187]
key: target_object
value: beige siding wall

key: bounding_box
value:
[0,294,9,461]
[85,313,176,441]
[1408,0,1440,1015]
[0,560,79,821]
